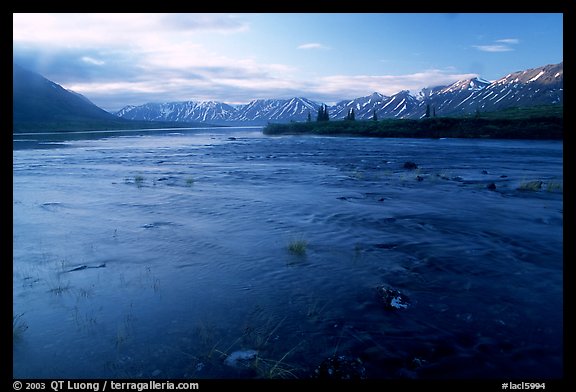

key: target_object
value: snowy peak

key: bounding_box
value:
[437,77,491,94]
[115,105,137,117]
[379,90,420,118]
[116,101,237,122]
[493,62,563,87]
[234,97,320,123]
[331,92,391,119]
[116,97,322,124]
[115,62,562,123]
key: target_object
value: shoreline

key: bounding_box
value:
[263,116,563,140]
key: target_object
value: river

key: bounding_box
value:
[13,127,563,380]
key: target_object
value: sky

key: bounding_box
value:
[13,13,563,112]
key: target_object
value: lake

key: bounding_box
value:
[13,127,563,380]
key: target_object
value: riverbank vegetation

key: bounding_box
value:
[263,105,563,140]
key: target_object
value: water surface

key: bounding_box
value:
[13,128,563,379]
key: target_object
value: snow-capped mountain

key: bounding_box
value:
[115,101,237,123]
[330,92,388,119]
[115,62,563,124]
[115,97,319,125]
[420,62,563,117]
[233,97,319,123]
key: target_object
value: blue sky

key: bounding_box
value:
[13,13,563,112]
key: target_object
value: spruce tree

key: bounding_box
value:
[425,104,430,118]
[307,111,311,122]
[372,110,378,121]
[316,105,324,122]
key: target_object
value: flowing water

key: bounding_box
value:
[13,128,563,379]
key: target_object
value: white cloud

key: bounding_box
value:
[81,56,105,66]
[13,13,248,48]
[473,38,519,52]
[496,38,520,44]
[297,43,329,50]
[312,70,479,100]
[71,68,479,111]
[473,45,514,52]
[12,14,484,110]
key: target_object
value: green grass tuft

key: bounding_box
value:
[517,180,543,191]
[287,238,308,256]
[134,175,145,188]
[545,180,563,193]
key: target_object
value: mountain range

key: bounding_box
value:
[13,63,207,132]
[115,62,563,125]
[13,61,563,131]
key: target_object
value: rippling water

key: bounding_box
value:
[13,128,563,379]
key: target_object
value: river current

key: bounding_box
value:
[13,128,563,380]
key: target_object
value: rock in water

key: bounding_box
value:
[223,350,258,369]
[376,285,410,310]
[403,161,418,170]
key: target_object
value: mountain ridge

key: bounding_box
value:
[13,63,119,124]
[14,61,563,131]
[115,62,562,125]
[12,63,210,132]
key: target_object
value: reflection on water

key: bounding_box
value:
[13,128,563,379]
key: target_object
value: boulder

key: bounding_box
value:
[376,285,410,310]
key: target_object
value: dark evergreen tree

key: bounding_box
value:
[323,104,330,121]
[432,106,436,117]
[372,109,378,121]
[307,111,311,122]
[425,103,430,118]
[316,105,325,122]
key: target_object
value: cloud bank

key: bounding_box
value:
[14,14,481,111]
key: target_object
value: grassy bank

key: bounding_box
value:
[263,106,563,140]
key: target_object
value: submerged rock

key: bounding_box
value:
[314,355,367,380]
[374,242,399,250]
[487,183,497,191]
[403,161,418,170]
[223,350,258,369]
[376,285,410,310]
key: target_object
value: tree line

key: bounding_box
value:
[311,105,378,122]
